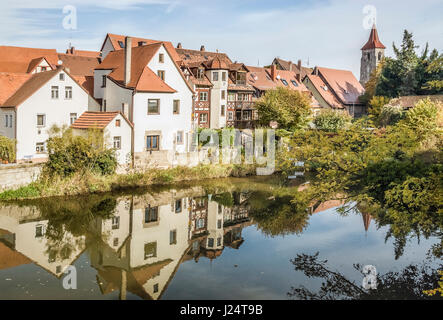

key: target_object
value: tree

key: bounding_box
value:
[255,87,312,131]
[313,109,351,132]
[367,96,391,124]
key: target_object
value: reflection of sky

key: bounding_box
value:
[163,207,439,300]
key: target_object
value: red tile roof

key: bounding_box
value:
[0,241,31,270]
[98,43,176,93]
[65,48,101,58]
[103,33,181,62]
[58,54,100,76]
[361,25,386,50]
[0,46,59,73]
[305,74,344,109]
[273,58,313,78]
[246,66,309,92]
[73,75,94,96]
[0,72,32,105]
[71,111,127,129]
[177,48,232,66]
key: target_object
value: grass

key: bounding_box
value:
[0,163,258,201]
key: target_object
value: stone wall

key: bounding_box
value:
[0,163,42,191]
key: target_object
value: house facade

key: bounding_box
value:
[95,37,194,167]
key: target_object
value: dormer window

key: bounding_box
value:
[197,68,204,79]
[236,72,246,85]
[281,79,288,86]
[118,41,125,48]
[291,80,298,87]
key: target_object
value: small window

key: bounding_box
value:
[228,92,235,101]
[208,238,214,248]
[146,135,159,151]
[281,79,288,86]
[175,199,182,213]
[221,105,225,116]
[70,113,77,125]
[65,86,72,99]
[51,86,59,99]
[197,69,204,79]
[37,114,46,127]
[113,136,121,149]
[102,75,107,87]
[36,142,45,153]
[212,71,219,81]
[35,225,44,238]
[199,92,208,101]
[115,119,121,127]
[159,53,164,63]
[5,115,13,128]
[222,72,227,81]
[118,41,125,48]
[173,100,180,114]
[59,73,65,81]
[157,70,165,81]
[378,52,382,60]
[170,230,177,245]
[148,99,160,114]
[145,206,159,222]
[112,216,120,230]
[176,131,183,144]
[217,219,222,229]
[217,237,221,247]
[228,111,234,120]
[291,80,298,87]
[199,113,208,123]
[113,238,119,247]
[144,242,157,259]
[221,90,226,100]
[153,283,159,293]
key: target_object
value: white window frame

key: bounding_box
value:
[113,136,121,150]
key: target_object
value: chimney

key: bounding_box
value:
[124,37,132,86]
[138,41,146,46]
[271,64,277,81]
[288,61,293,71]
[70,46,75,55]
[177,42,182,49]
[200,45,205,52]
[296,59,302,82]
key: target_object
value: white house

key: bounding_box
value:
[71,111,133,167]
[94,37,194,167]
[0,67,100,162]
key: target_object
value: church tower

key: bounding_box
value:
[360,24,386,86]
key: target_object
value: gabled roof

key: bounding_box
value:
[71,111,132,129]
[0,46,59,73]
[305,74,344,109]
[271,69,309,92]
[26,57,52,73]
[361,25,386,50]
[58,54,100,76]
[177,47,232,66]
[273,58,313,78]
[0,72,32,105]
[98,43,176,93]
[246,66,309,92]
[65,48,101,58]
[101,33,181,62]
[72,75,94,96]
[316,67,365,105]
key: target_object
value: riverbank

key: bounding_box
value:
[0,163,259,201]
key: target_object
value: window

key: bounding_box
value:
[159,53,164,63]
[291,80,298,87]
[148,99,160,114]
[145,206,159,223]
[102,75,107,87]
[281,79,288,86]
[113,136,121,149]
[173,100,180,114]
[157,70,165,81]
[153,284,159,293]
[146,135,159,150]
[70,113,77,125]
[51,86,59,99]
[112,216,120,230]
[144,242,157,259]
[197,218,205,229]
[113,238,119,247]
[217,219,222,229]
[217,237,221,246]
[35,225,44,238]
[118,41,125,48]
[170,230,177,245]
[221,90,226,100]
[236,72,246,85]
[228,92,235,101]
[228,111,234,120]
[115,119,121,127]
[5,115,13,128]
[36,142,45,153]
[199,92,208,101]
[65,85,72,98]
[176,131,184,144]
[197,69,204,79]
[199,113,208,123]
[59,73,65,81]
[378,52,382,60]
[221,105,225,116]
[37,114,46,127]
[212,71,219,81]
[222,72,227,81]
[175,199,182,213]
[208,238,214,248]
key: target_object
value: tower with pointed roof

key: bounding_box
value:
[360,24,386,85]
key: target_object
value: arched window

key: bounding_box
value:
[367,53,370,60]
[378,52,382,60]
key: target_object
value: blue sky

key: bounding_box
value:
[1,0,442,77]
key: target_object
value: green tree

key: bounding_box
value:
[367,96,391,124]
[255,87,312,131]
[313,109,351,132]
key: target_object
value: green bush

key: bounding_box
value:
[400,98,441,135]
[368,96,391,124]
[0,136,16,162]
[379,104,405,127]
[44,126,117,177]
[313,109,351,132]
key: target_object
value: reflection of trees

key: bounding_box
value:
[288,252,442,300]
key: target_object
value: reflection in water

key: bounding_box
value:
[0,177,440,300]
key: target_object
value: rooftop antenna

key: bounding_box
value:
[307,57,310,67]
[258,59,260,67]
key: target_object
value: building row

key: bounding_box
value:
[0,27,384,165]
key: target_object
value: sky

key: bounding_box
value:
[1,0,442,77]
